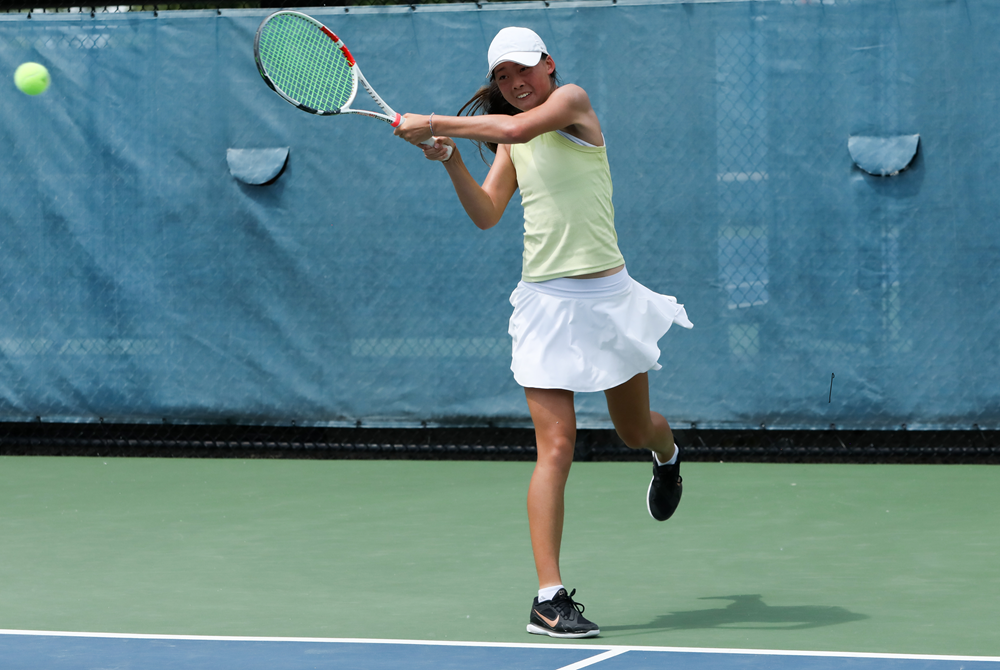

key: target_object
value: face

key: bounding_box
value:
[492,56,556,111]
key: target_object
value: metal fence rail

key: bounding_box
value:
[0,0,475,14]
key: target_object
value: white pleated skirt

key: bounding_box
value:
[508,268,694,392]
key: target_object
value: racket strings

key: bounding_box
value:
[258,13,354,112]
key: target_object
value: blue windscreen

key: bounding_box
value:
[0,1,997,430]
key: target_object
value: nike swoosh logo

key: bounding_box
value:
[535,609,560,627]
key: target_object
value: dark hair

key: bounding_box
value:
[458,55,559,159]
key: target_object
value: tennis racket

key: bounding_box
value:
[254,10,451,160]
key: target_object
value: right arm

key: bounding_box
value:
[425,139,517,231]
[396,85,600,147]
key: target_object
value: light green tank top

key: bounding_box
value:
[509,131,625,282]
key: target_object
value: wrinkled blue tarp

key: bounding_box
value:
[0,1,997,429]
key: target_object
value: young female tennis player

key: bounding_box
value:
[395,27,693,639]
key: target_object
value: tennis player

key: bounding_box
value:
[395,27,693,639]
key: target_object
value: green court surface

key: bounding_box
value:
[0,457,997,658]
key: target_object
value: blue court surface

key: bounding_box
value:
[2,631,998,670]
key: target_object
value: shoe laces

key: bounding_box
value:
[551,588,587,616]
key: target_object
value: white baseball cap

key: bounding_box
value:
[487,27,548,78]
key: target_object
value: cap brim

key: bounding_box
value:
[488,51,543,77]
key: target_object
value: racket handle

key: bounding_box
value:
[418,141,454,163]
[398,115,452,161]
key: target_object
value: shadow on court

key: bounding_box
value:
[603,594,869,633]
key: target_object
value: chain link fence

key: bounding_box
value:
[2,422,997,464]
[1,0,998,461]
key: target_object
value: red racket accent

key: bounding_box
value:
[340,46,356,67]
[391,113,402,128]
[319,26,357,66]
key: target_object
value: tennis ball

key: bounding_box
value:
[14,62,50,96]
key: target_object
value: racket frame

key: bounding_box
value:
[254,10,402,127]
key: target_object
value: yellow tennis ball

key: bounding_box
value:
[14,62,50,96]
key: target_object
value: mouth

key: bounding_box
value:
[516,92,530,100]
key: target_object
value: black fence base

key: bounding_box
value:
[1,422,997,464]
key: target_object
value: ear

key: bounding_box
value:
[544,55,556,75]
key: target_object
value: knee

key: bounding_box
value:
[536,434,576,470]
[615,425,656,451]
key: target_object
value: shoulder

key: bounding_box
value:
[549,84,593,110]
[548,85,602,146]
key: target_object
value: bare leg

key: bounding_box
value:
[604,373,676,461]
[524,387,577,589]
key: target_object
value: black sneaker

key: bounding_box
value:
[647,451,683,521]
[526,588,600,638]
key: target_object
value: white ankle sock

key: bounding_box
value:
[538,585,564,603]
[654,444,679,466]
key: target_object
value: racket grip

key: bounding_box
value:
[419,141,454,163]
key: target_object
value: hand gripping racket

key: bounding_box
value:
[254,11,451,160]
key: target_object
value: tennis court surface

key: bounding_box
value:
[1,458,997,669]
[2,631,999,670]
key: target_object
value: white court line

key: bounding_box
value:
[555,648,630,669]
[1,630,998,663]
